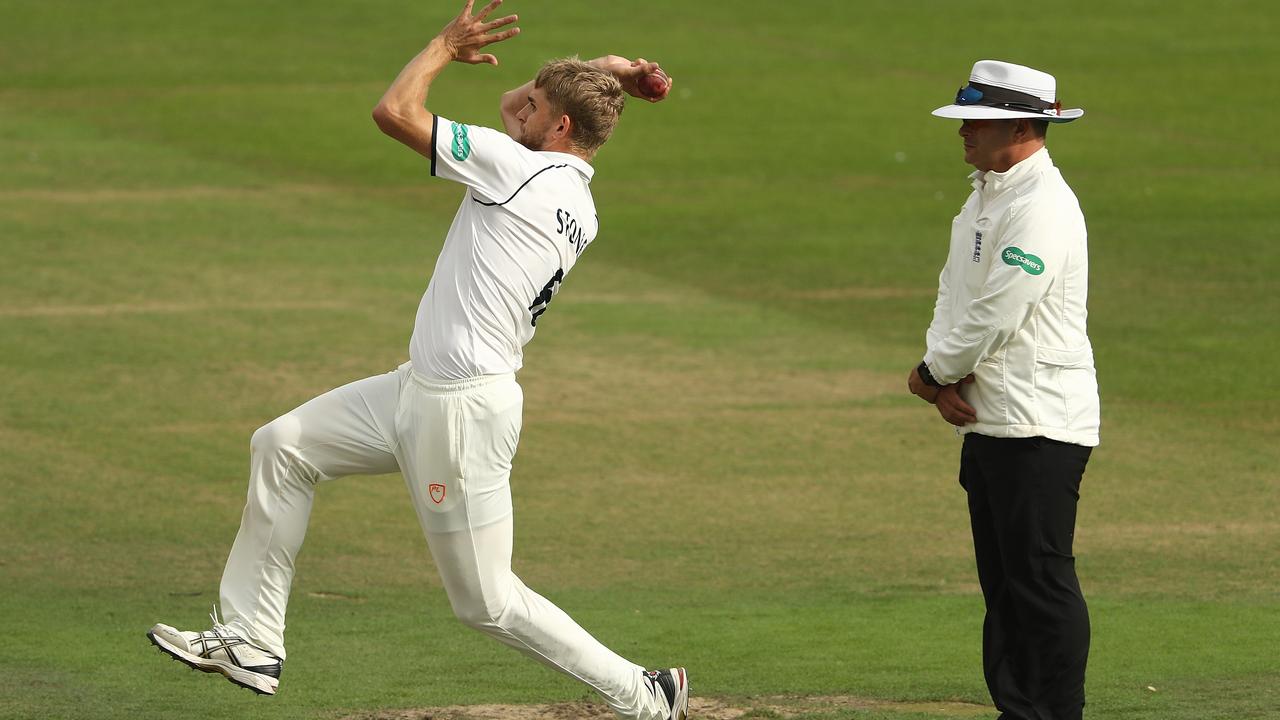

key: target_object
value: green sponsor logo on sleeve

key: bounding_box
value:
[450,122,471,161]
[1002,246,1045,275]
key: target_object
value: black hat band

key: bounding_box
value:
[956,81,1055,114]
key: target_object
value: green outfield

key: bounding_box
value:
[2,1,1277,718]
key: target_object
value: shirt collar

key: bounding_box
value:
[969,146,1052,194]
[541,151,595,182]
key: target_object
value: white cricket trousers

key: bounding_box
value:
[218,363,661,719]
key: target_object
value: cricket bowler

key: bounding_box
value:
[146,2,687,718]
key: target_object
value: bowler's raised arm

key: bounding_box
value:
[373,0,520,157]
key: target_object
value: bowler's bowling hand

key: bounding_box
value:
[908,366,941,404]
[935,375,977,426]
[589,56,671,102]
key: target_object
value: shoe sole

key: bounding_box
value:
[670,667,689,720]
[146,628,278,696]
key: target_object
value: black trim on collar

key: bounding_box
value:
[472,164,569,207]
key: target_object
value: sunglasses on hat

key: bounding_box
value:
[954,83,1057,115]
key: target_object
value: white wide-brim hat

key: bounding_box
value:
[932,60,1083,123]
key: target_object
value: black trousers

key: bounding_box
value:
[959,433,1093,720]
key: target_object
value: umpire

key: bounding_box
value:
[907,60,1100,720]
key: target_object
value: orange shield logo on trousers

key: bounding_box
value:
[429,483,446,504]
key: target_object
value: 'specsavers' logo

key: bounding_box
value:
[1002,247,1045,275]
[450,122,471,161]
[429,483,446,504]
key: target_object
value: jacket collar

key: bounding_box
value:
[969,146,1052,195]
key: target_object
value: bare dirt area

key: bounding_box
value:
[339,694,992,719]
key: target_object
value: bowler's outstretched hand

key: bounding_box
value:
[439,0,520,66]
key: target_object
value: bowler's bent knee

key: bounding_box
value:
[250,416,303,459]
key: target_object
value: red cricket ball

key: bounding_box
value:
[638,70,670,100]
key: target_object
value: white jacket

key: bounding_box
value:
[924,148,1100,446]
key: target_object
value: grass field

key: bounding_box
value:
[2,1,1278,718]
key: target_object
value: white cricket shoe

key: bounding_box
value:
[643,667,689,720]
[147,608,282,696]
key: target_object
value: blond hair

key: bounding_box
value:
[535,58,625,155]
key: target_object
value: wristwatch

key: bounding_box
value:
[917,361,942,388]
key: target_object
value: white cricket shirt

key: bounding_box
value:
[410,116,599,381]
[924,148,1100,446]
